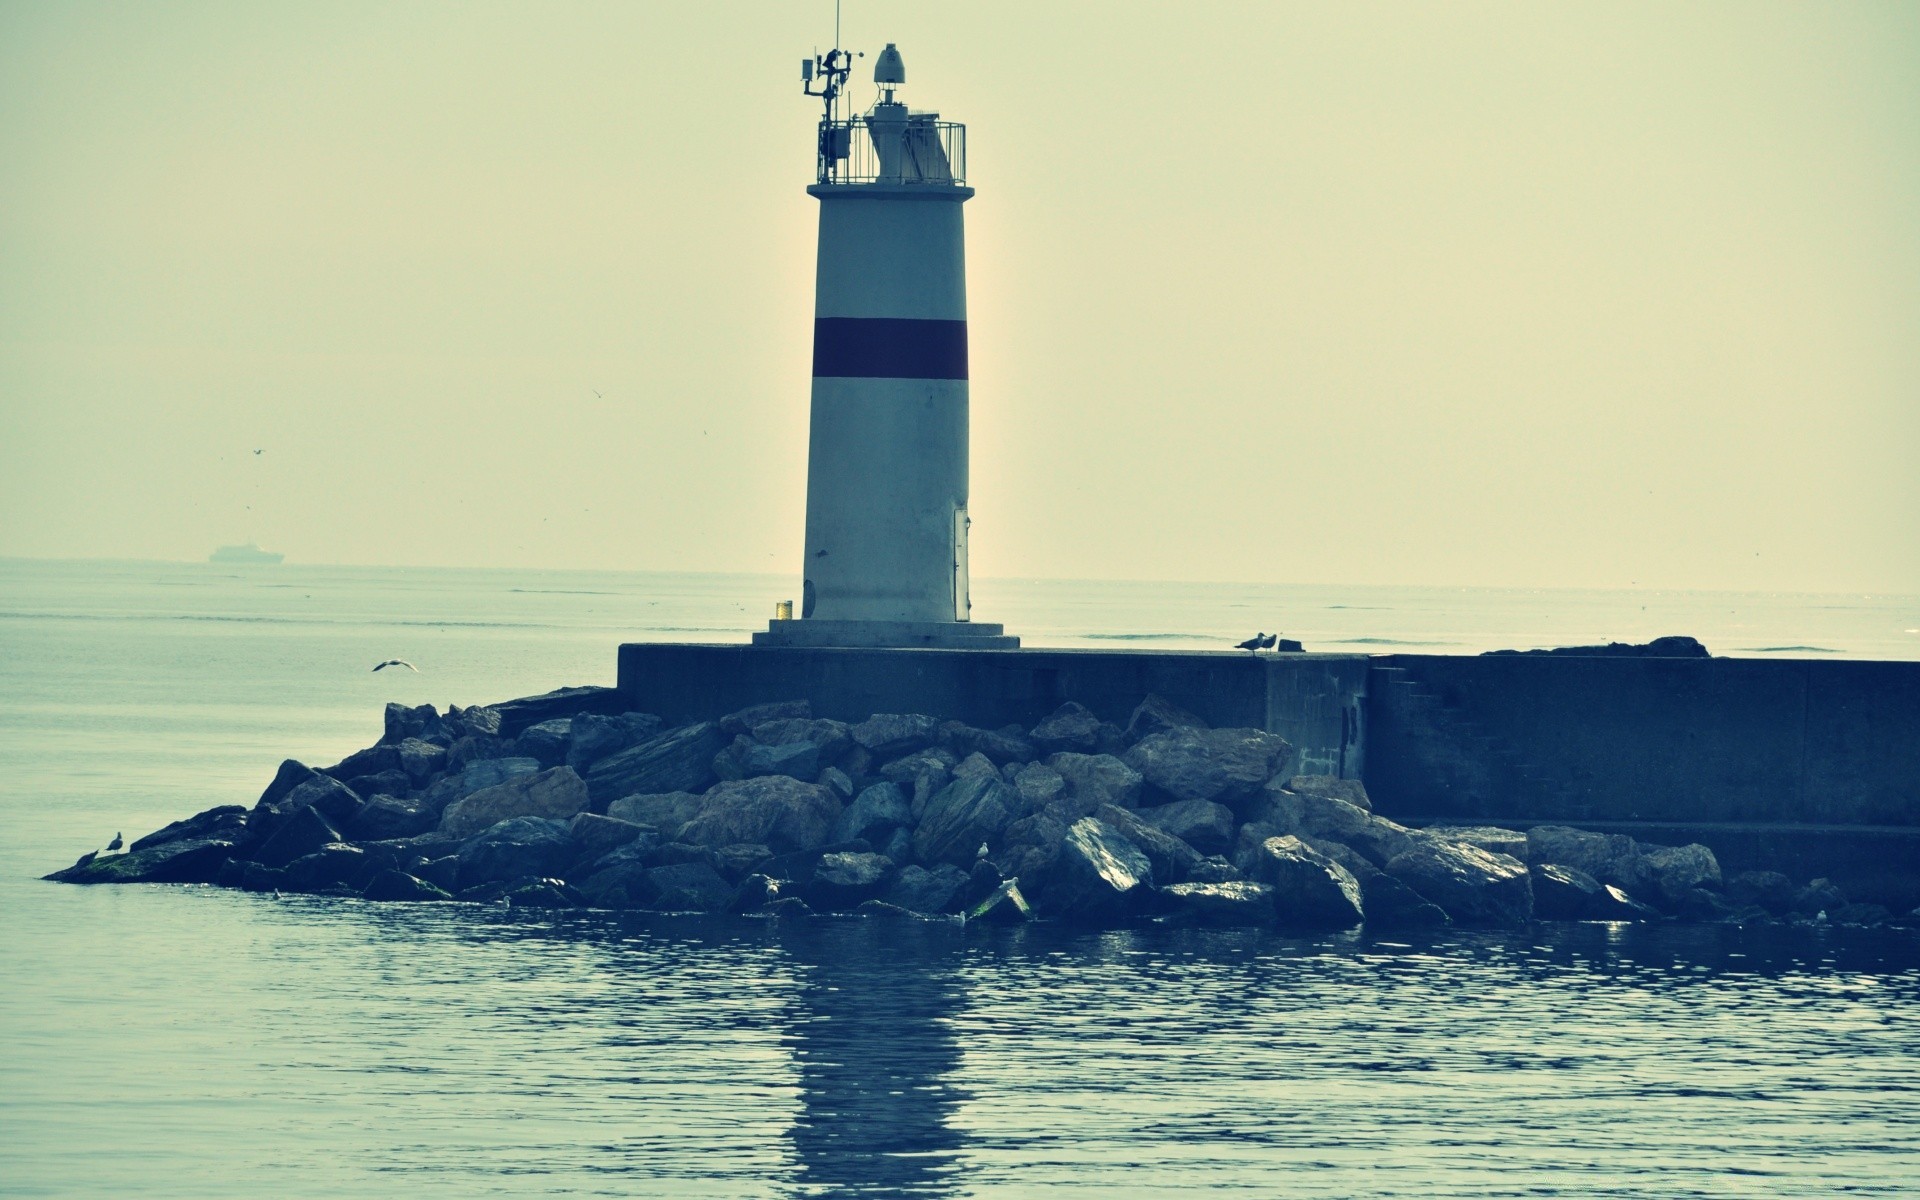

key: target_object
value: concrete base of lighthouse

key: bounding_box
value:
[753,619,1018,650]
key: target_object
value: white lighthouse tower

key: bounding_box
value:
[757,42,1017,649]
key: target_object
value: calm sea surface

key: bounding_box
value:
[4,559,1919,1197]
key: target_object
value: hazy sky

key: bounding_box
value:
[3,2,1915,591]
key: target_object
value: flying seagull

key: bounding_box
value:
[372,659,418,673]
[1235,632,1268,653]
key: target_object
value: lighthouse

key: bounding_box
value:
[756,43,1017,650]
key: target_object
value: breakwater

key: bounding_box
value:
[46,683,1905,931]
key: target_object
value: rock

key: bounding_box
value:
[851,713,940,758]
[1232,822,1289,875]
[719,699,810,737]
[567,811,648,864]
[345,768,410,799]
[276,773,363,824]
[514,718,573,767]
[606,791,703,836]
[950,751,997,782]
[1012,763,1067,813]
[1832,902,1893,927]
[362,869,452,902]
[937,720,1037,764]
[817,766,855,802]
[257,759,324,809]
[1792,878,1847,916]
[880,826,913,864]
[447,756,543,797]
[416,856,461,893]
[801,851,898,910]
[345,794,437,841]
[447,734,516,772]
[913,775,1027,867]
[830,781,912,844]
[440,765,590,840]
[1185,856,1242,884]
[1247,835,1365,929]
[1418,825,1528,859]
[1122,693,1208,744]
[585,722,725,807]
[764,896,815,919]
[678,776,841,855]
[1530,863,1651,921]
[1640,843,1721,906]
[45,834,235,885]
[1122,727,1291,807]
[1134,798,1236,856]
[577,855,653,908]
[645,861,734,912]
[280,844,374,894]
[1159,880,1276,926]
[993,811,1068,897]
[965,879,1035,924]
[1046,753,1144,815]
[1360,872,1451,929]
[708,842,773,883]
[566,712,665,772]
[446,704,503,739]
[1301,836,1378,881]
[1725,870,1796,915]
[458,816,576,887]
[382,702,450,746]
[728,873,786,913]
[1524,825,1646,891]
[1386,841,1533,926]
[1241,777,1306,829]
[251,805,345,869]
[131,805,248,852]
[879,747,958,787]
[1046,817,1153,921]
[324,743,401,782]
[751,718,853,764]
[884,864,970,914]
[239,863,287,892]
[1284,775,1372,812]
[1297,794,1415,867]
[734,739,821,781]
[1030,702,1103,754]
[487,685,628,737]
[392,737,446,782]
[1094,803,1202,885]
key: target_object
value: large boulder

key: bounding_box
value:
[913,775,1027,867]
[257,759,325,809]
[275,774,363,824]
[45,833,235,885]
[1360,872,1451,929]
[280,844,375,894]
[606,791,704,836]
[567,812,649,865]
[1123,727,1290,807]
[566,712,665,772]
[1122,694,1208,744]
[1524,825,1645,890]
[1531,863,1654,921]
[800,852,898,910]
[884,864,971,914]
[1386,840,1533,926]
[1134,798,1236,856]
[644,861,734,912]
[727,738,821,782]
[1045,817,1153,921]
[1159,880,1276,926]
[130,805,248,853]
[382,702,451,746]
[1284,775,1372,812]
[1029,702,1103,754]
[1095,803,1202,885]
[448,756,544,799]
[851,713,940,759]
[344,794,437,842]
[440,765,590,839]
[750,718,853,764]
[487,684,629,737]
[458,816,576,887]
[251,805,346,869]
[1046,753,1144,815]
[362,870,452,902]
[677,776,841,855]
[585,722,725,807]
[1726,870,1796,915]
[937,721,1036,765]
[1296,794,1415,867]
[1011,763,1067,813]
[830,782,912,845]
[719,699,809,737]
[1247,835,1365,929]
[879,747,958,786]
[513,719,573,767]
[1419,825,1528,859]
[1640,843,1722,906]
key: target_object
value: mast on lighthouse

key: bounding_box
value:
[758,40,1017,649]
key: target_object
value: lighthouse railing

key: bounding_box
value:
[817,118,966,186]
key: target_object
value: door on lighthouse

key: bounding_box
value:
[953,505,971,622]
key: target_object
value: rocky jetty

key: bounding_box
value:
[44,687,1906,931]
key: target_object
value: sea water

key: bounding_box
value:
[3,559,1918,1197]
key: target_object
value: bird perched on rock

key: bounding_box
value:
[372,659,418,673]
[1235,632,1268,653]
[72,850,98,869]
[106,831,123,852]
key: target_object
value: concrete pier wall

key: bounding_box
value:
[616,645,1369,780]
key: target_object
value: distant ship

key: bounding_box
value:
[208,543,284,564]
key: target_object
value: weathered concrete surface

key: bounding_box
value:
[618,644,1368,780]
